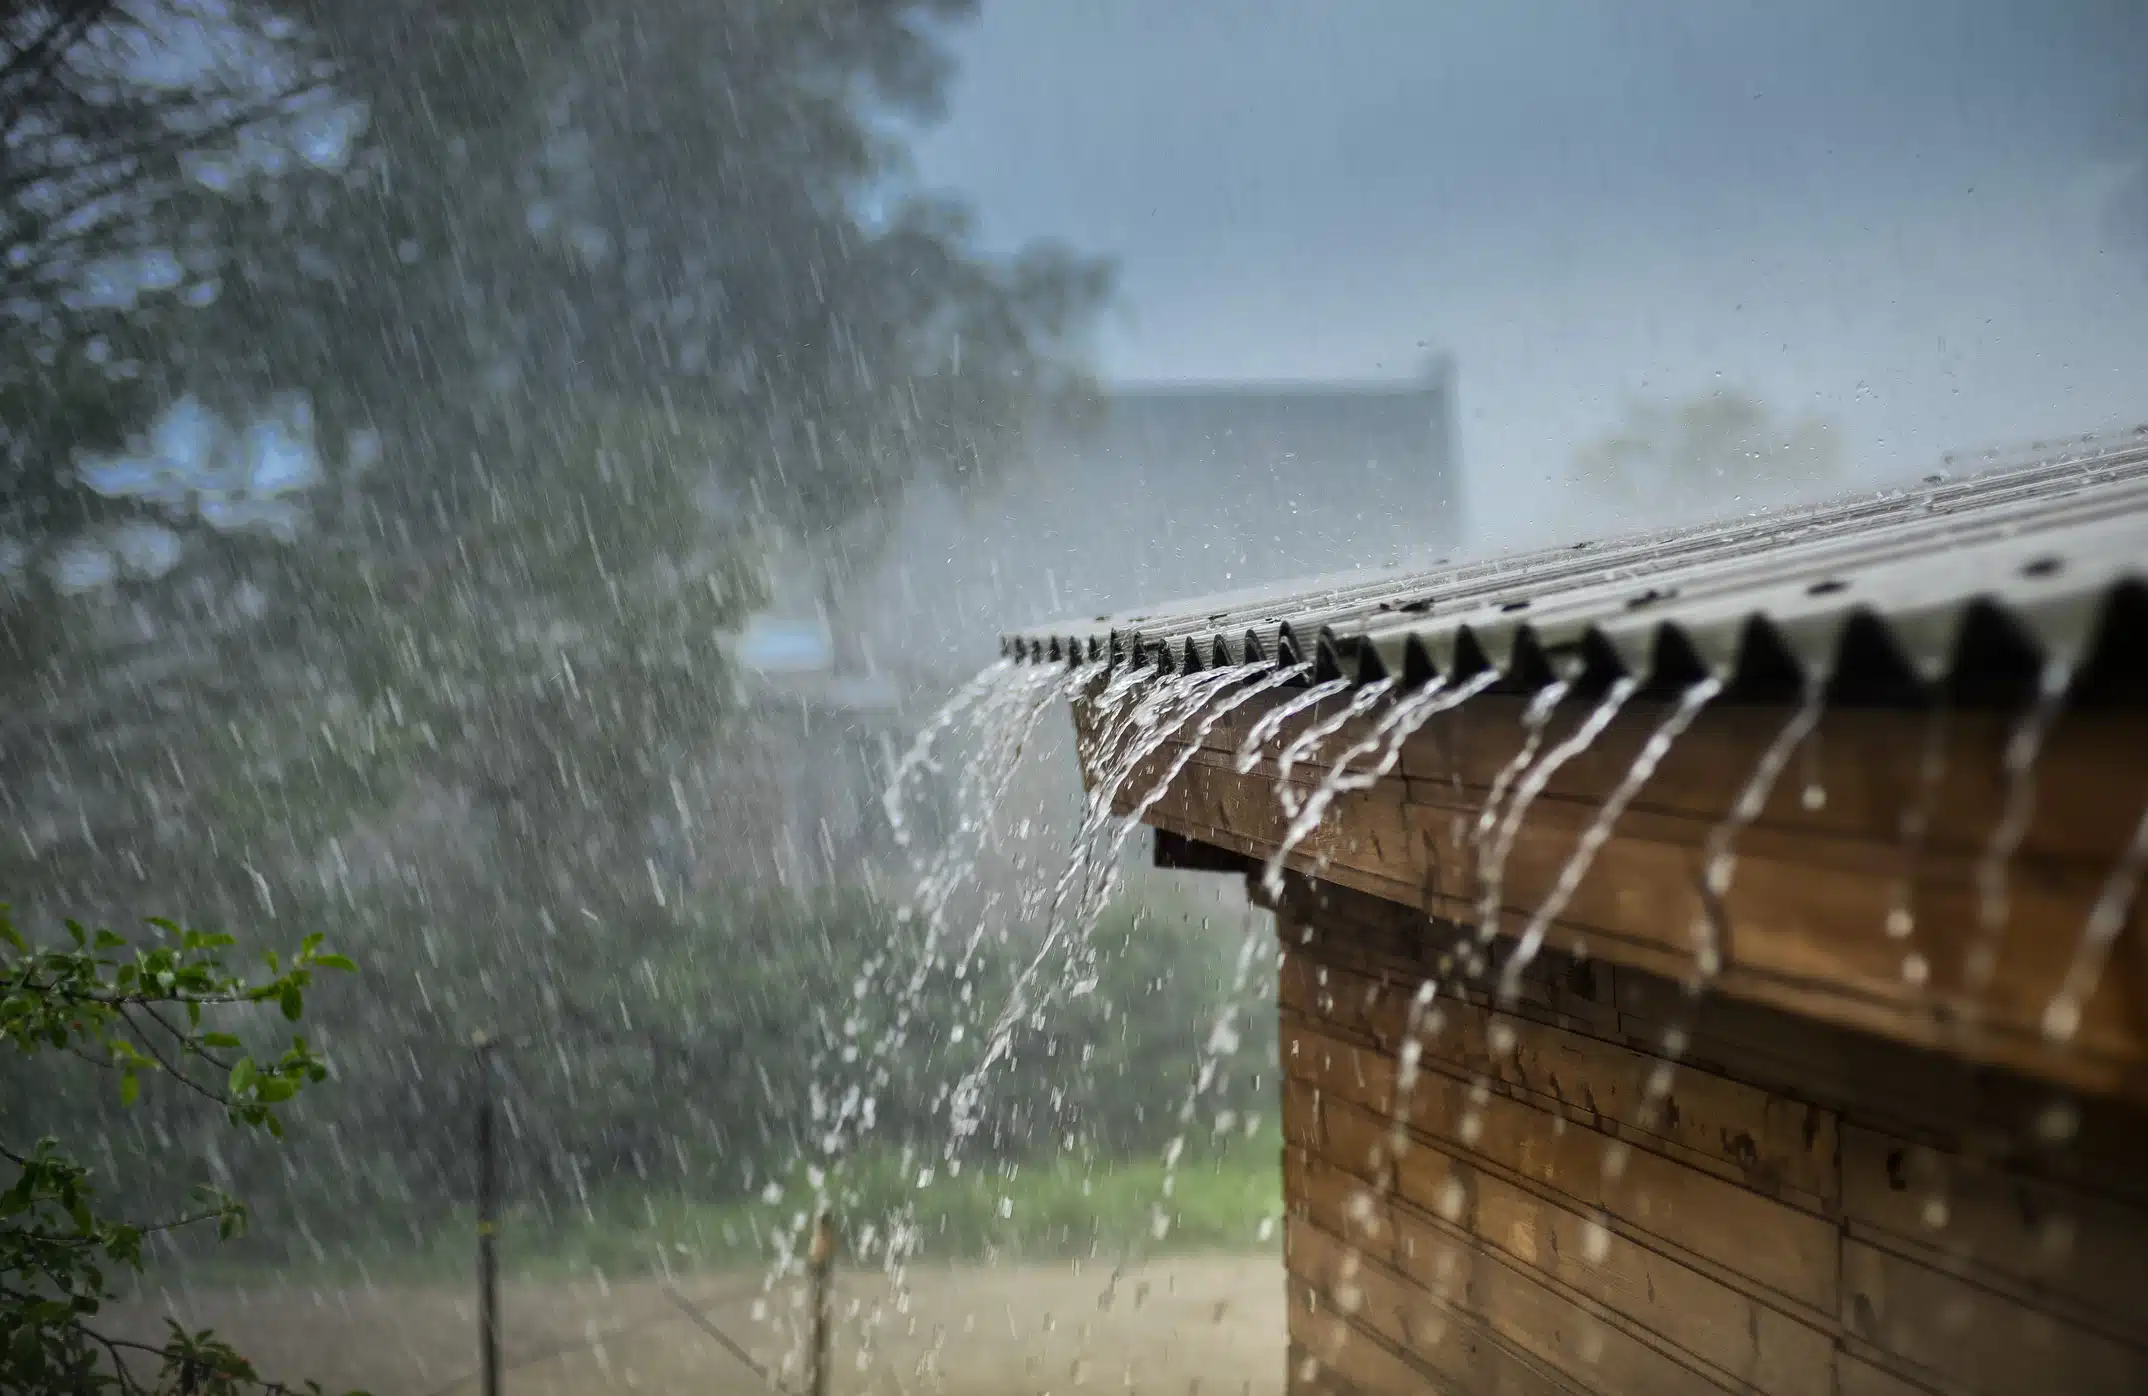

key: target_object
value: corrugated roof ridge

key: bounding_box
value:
[1001,426,2148,698]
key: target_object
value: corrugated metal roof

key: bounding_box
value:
[1001,426,2148,703]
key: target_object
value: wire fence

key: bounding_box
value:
[429,1029,833,1396]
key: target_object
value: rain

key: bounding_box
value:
[5,4,2148,1396]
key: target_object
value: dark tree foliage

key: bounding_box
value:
[2,0,1125,1271]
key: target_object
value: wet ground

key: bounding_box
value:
[119,1252,1285,1395]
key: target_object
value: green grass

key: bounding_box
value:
[174,1132,1283,1288]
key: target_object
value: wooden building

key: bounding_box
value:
[1003,430,2148,1396]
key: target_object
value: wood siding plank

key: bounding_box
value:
[1840,1237,2148,1396]
[1283,1014,1841,1312]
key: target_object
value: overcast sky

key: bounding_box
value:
[911,0,2148,542]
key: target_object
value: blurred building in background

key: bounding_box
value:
[711,355,1465,888]
[848,352,1464,681]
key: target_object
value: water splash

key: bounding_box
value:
[1968,660,2073,991]
[1261,672,1500,900]
[1496,677,1722,1002]
[2041,798,2148,1044]
[1476,677,1639,946]
[1234,677,1353,774]
[1689,676,1825,981]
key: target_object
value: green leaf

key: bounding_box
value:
[280,984,303,1020]
[119,1072,139,1108]
[315,953,358,973]
[200,1032,242,1050]
[228,1057,257,1095]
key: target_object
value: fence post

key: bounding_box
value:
[474,1031,500,1396]
[807,1208,836,1396]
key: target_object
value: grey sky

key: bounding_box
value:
[912,0,2148,543]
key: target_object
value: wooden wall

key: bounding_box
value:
[1103,688,2148,1104]
[1275,877,2148,1396]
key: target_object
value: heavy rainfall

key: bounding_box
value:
[4,3,2147,1395]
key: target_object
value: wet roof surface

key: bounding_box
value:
[1001,426,2148,703]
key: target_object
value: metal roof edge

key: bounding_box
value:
[999,427,2148,705]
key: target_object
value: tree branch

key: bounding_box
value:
[113,1002,238,1110]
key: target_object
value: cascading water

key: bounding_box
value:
[1235,677,1354,773]
[949,664,1267,1142]
[881,660,1016,849]
[1273,678,1396,816]
[1475,676,1640,947]
[1057,663,1262,921]
[1689,675,1827,982]
[761,657,1087,1371]
[1494,676,1724,1002]
[1259,672,1501,900]
[1968,659,2074,992]
[2042,798,2148,1044]
[1474,681,1571,856]
[1881,701,1953,993]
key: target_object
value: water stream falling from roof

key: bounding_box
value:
[954,663,1264,1151]
[797,658,1075,1296]
[1118,665,1311,840]
[1495,675,1723,1003]
[833,615,2137,1385]
[1888,704,1951,937]
[1234,678,1354,773]
[1475,677,1640,948]
[1883,701,1953,985]
[881,660,1013,850]
[1273,678,1396,816]
[1060,664,1259,920]
[1969,659,2074,993]
[1691,675,1828,982]
[1260,672,1500,901]
[2043,798,2148,1044]
[1471,679,1572,868]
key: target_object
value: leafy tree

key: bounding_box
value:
[1566,389,1844,521]
[1,0,1115,1241]
[1,902,357,1394]
[2,0,339,585]
[4,0,1110,910]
